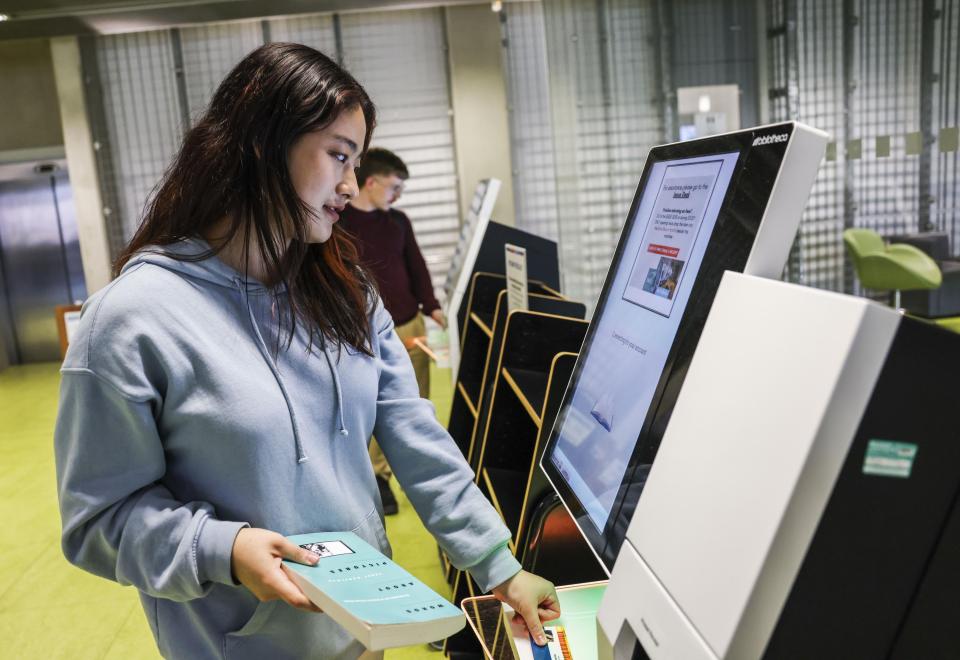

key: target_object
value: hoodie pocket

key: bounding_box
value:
[222,513,390,659]
[222,600,282,660]
[223,604,361,660]
[350,506,391,557]
[225,600,278,640]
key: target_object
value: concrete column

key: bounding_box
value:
[444,4,516,227]
[50,36,113,295]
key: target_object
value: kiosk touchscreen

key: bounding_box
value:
[540,122,828,572]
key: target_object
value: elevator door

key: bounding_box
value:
[0,161,87,364]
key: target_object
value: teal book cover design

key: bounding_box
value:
[282,531,462,626]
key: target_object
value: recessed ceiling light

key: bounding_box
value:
[0,14,10,22]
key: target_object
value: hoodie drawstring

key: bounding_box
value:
[126,243,351,466]
[321,341,350,439]
[236,277,310,464]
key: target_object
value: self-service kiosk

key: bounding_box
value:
[596,273,960,660]
[529,121,959,660]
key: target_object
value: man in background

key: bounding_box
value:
[340,147,445,515]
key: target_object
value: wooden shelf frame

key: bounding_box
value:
[501,366,549,428]
[456,272,556,352]
[470,311,494,338]
[471,311,588,478]
[457,271,501,352]
[501,367,543,427]
[480,468,519,554]
[440,228,567,656]
[442,569,483,656]
[465,294,586,470]
[482,466,526,548]
[454,274,550,429]
[443,274,574,599]
[456,381,479,418]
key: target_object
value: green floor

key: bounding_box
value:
[0,362,453,659]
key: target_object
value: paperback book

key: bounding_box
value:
[282,531,465,650]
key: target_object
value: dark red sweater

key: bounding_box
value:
[340,205,440,325]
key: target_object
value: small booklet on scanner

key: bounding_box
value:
[502,582,607,660]
[504,615,575,660]
[281,531,466,650]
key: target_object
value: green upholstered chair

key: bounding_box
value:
[843,228,943,309]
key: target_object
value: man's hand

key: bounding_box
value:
[430,308,447,329]
[491,570,560,646]
[231,528,323,613]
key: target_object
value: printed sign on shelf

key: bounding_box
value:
[505,243,528,312]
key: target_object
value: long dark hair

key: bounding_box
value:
[116,43,377,354]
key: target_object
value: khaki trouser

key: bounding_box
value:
[369,314,429,481]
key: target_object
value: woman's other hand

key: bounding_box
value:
[491,570,561,646]
[231,528,323,613]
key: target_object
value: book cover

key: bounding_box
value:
[281,531,465,650]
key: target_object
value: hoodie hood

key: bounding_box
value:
[123,238,350,463]
[121,237,264,290]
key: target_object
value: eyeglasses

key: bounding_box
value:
[374,175,405,196]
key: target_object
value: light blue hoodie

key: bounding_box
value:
[54,238,520,659]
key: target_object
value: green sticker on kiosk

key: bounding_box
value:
[863,440,918,478]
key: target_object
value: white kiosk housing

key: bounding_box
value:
[598,273,960,659]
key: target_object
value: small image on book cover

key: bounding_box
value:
[298,540,355,558]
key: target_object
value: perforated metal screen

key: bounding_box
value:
[932,1,960,249]
[767,0,960,295]
[86,31,184,258]
[850,1,923,243]
[179,21,265,122]
[500,2,561,244]
[81,9,460,301]
[75,0,960,303]
[670,0,760,128]
[505,0,959,304]
[502,0,667,309]
[792,0,847,292]
[340,9,461,298]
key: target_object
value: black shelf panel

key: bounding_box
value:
[471,311,494,337]
[503,367,549,424]
[443,569,483,655]
[456,382,479,418]
[483,466,528,539]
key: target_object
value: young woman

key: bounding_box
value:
[54,43,559,660]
